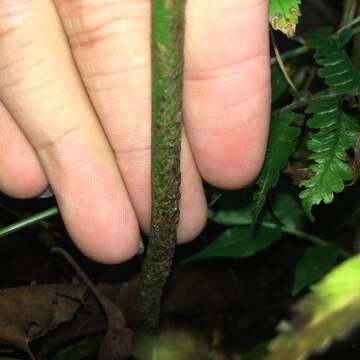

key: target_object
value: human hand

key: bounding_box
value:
[0,0,270,263]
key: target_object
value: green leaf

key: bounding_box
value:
[299,99,360,220]
[269,0,302,37]
[253,111,303,221]
[271,191,305,230]
[304,27,360,94]
[300,27,360,219]
[184,225,282,263]
[292,244,338,295]
[211,190,305,231]
[208,208,252,226]
[266,253,360,360]
[336,27,353,48]
[272,65,288,103]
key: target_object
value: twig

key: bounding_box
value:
[271,30,299,95]
[337,15,360,36]
[340,0,358,28]
[270,45,309,66]
[51,247,109,322]
[270,16,360,68]
[277,89,358,114]
[51,247,132,359]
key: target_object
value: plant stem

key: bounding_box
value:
[0,207,58,238]
[279,226,351,259]
[277,88,358,114]
[51,247,109,318]
[340,0,358,28]
[138,0,185,332]
[352,3,360,68]
[271,30,299,95]
[270,16,360,68]
[238,220,351,259]
[270,45,309,66]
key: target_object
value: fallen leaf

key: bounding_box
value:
[98,296,133,360]
[0,284,86,359]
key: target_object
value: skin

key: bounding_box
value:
[0,0,270,264]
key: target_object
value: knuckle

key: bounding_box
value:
[56,0,148,49]
[0,0,33,38]
[35,126,82,158]
[0,0,41,87]
[114,144,149,162]
[84,61,150,92]
[0,55,50,91]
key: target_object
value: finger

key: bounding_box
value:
[0,0,139,263]
[184,0,271,189]
[0,101,47,198]
[54,0,207,242]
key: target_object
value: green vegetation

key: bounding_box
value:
[3,1,360,359]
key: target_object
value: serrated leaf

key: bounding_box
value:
[269,0,302,37]
[292,244,338,295]
[253,112,303,221]
[304,27,360,94]
[299,99,360,220]
[183,225,282,263]
[266,254,360,360]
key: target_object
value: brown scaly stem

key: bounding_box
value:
[136,0,185,334]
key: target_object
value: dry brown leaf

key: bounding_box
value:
[97,295,133,359]
[0,284,86,359]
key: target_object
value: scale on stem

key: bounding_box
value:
[138,0,185,332]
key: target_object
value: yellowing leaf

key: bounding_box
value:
[266,254,360,360]
[269,0,302,37]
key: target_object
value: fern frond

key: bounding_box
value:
[305,27,360,93]
[253,111,303,221]
[300,98,360,220]
[298,27,360,220]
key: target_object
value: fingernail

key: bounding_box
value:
[138,236,145,255]
[38,186,54,199]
